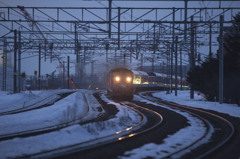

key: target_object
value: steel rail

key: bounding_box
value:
[0,93,91,141]
[20,92,163,159]
[20,94,146,159]
[0,91,74,116]
[0,93,61,116]
[139,92,235,159]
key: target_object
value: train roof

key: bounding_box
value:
[109,68,133,73]
[132,70,149,76]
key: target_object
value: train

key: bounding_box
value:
[106,68,134,100]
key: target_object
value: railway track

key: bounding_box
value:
[0,93,90,141]
[16,93,163,159]
[0,91,74,116]
[140,92,235,159]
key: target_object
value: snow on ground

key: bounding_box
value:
[0,90,89,135]
[0,89,72,113]
[152,90,240,118]
[119,94,211,159]
[0,90,142,158]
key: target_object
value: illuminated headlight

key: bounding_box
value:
[126,77,131,82]
[115,76,120,82]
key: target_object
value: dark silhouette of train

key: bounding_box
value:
[106,68,134,100]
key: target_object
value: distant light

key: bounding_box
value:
[96,87,99,90]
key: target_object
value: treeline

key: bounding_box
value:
[187,12,240,106]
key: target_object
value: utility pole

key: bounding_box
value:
[38,43,41,90]
[167,43,170,89]
[44,40,47,62]
[106,0,112,63]
[108,0,112,39]
[118,7,120,50]
[75,23,79,63]
[209,23,212,58]
[63,61,65,89]
[190,16,195,99]
[49,43,53,63]
[175,36,178,96]
[14,29,17,93]
[2,39,7,91]
[184,0,188,41]
[180,46,183,90]
[18,31,21,92]
[171,7,175,93]
[68,56,70,89]
[219,15,224,104]
[105,44,108,63]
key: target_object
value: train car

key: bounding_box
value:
[107,68,134,100]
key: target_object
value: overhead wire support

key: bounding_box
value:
[13,29,17,93]
[219,15,224,104]
[175,36,178,96]
[190,16,195,99]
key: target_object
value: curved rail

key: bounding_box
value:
[140,92,235,159]
[0,91,75,116]
[19,93,163,159]
[19,100,146,158]
[0,93,90,141]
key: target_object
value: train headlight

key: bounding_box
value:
[115,76,120,82]
[126,77,131,83]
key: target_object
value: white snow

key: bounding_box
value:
[119,94,210,159]
[0,89,239,159]
[0,90,142,158]
[152,90,240,118]
[0,89,72,113]
[119,90,240,159]
[0,90,89,135]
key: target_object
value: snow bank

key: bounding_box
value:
[152,90,240,118]
[119,94,209,159]
[0,90,88,135]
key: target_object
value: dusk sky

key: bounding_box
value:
[0,0,240,75]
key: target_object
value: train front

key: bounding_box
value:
[111,68,134,99]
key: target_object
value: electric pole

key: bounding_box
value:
[219,15,224,104]
[38,43,41,90]
[175,36,178,96]
[14,30,17,93]
[190,16,195,99]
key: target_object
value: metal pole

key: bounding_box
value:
[63,61,65,89]
[44,40,47,61]
[184,0,188,41]
[171,7,175,93]
[38,43,41,90]
[154,22,156,54]
[106,44,109,62]
[190,16,195,99]
[68,56,70,89]
[108,0,112,39]
[219,15,224,104]
[14,29,17,93]
[18,31,21,92]
[75,23,79,63]
[209,23,212,58]
[118,7,120,50]
[180,46,183,90]
[175,36,178,96]
[2,39,7,91]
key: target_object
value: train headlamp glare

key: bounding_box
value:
[115,76,120,82]
[126,77,131,82]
